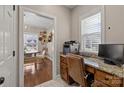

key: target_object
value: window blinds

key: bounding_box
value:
[81,13,101,53]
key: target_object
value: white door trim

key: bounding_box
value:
[19,6,57,87]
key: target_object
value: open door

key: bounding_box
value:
[0,5,16,87]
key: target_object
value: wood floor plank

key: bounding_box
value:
[24,58,52,87]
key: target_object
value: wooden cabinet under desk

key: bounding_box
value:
[85,65,123,87]
[60,54,124,87]
[94,70,123,87]
[60,54,69,83]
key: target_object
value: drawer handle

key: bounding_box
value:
[104,77,109,81]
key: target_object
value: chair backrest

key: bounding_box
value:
[67,53,87,86]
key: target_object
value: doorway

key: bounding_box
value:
[19,6,57,87]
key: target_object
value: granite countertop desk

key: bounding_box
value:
[83,57,124,78]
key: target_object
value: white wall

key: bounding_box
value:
[105,5,124,44]
[23,5,71,75]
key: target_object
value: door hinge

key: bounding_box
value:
[13,51,15,57]
[13,5,15,11]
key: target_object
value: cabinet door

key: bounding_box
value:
[105,5,124,43]
[60,62,68,81]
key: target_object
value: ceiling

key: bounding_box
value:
[24,6,76,29]
[24,11,54,30]
[65,5,77,9]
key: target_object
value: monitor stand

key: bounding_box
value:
[104,59,116,65]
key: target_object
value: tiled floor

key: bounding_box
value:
[36,78,79,87]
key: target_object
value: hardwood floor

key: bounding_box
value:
[24,57,52,87]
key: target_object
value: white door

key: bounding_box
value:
[0,5,16,87]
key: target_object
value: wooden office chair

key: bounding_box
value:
[67,54,88,87]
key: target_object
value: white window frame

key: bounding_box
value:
[80,10,103,54]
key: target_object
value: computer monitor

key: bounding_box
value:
[98,44,124,66]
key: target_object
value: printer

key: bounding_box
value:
[63,41,80,55]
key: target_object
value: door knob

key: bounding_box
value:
[0,77,5,85]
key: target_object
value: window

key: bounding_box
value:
[81,12,101,53]
[24,33,38,53]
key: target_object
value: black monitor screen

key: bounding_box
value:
[98,44,124,66]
